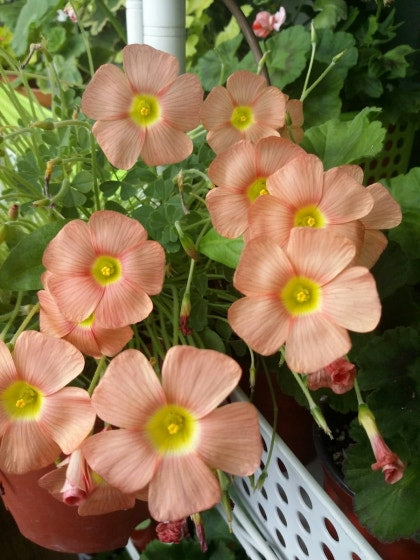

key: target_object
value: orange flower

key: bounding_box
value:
[81,44,203,169]
[206,137,304,238]
[228,228,381,373]
[42,210,165,329]
[82,346,262,521]
[200,70,286,154]
[0,331,94,474]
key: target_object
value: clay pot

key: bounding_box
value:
[313,414,420,560]
[0,465,151,554]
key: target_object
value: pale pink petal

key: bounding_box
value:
[42,220,95,274]
[233,239,294,296]
[90,324,133,357]
[228,297,290,356]
[244,122,281,144]
[322,267,381,332]
[148,454,221,521]
[38,289,73,338]
[160,73,203,130]
[286,314,351,373]
[162,346,242,418]
[47,274,102,324]
[123,44,178,94]
[94,280,153,328]
[255,136,305,176]
[141,123,193,166]
[206,126,244,154]
[41,388,96,454]
[92,118,145,170]
[322,167,373,222]
[0,408,11,435]
[357,229,388,268]
[268,154,324,206]
[226,71,267,104]
[78,485,136,516]
[0,421,61,473]
[198,402,262,475]
[362,183,402,229]
[286,228,356,285]
[120,241,165,294]
[206,188,250,238]
[208,140,258,190]
[286,98,304,127]
[336,164,364,183]
[82,429,158,494]
[0,340,18,392]
[13,331,84,392]
[81,64,133,120]
[88,211,147,255]
[247,195,293,246]
[200,86,234,129]
[64,326,102,358]
[38,465,67,497]
[92,349,165,428]
[252,87,286,129]
[327,221,365,251]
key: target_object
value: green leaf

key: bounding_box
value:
[371,241,409,299]
[142,539,203,560]
[0,221,65,290]
[198,229,244,269]
[44,25,66,53]
[313,0,347,29]
[301,107,386,168]
[71,171,93,193]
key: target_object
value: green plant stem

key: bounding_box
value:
[353,378,365,406]
[88,356,107,396]
[9,303,40,345]
[300,51,345,102]
[300,21,317,102]
[170,285,180,346]
[0,292,23,341]
[71,2,95,78]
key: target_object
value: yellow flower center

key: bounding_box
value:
[1,380,43,419]
[91,256,122,286]
[146,404,198,455]
[247,177,269,202]
[231,105,254,131]
[129,94,161,127]
[294,205,325,228]
[281,276,321,316]
[78,313,95,328]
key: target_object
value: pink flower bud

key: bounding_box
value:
[156,519,189,544]
[306,357,356,394]
[252,7,286,38]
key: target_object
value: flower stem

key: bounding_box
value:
[9,302,40,346]
[88,356,107,396]
[300,21,317,102]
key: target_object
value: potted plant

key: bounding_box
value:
[0,0,418,557]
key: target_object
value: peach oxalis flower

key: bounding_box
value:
[206,136,304,239]
[82,345,262,521]
[228,228,381,373]
[38,273,133,358]
[39,448,137,516]
[247,153,374,250]
[0,331,95,474]
[42,210,165,329]
[200,70,286,154]
[358,404,405,484]
[81,44,203,169]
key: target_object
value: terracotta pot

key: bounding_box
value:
[0,465,151,554]
[313,416,420,560]
[5,75,52,108]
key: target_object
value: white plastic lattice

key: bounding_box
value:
[221,389,382,560]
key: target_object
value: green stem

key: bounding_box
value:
[9,303,40,345]
[353,378,365,406]
[301,51,346,103]
[300,21,317,102]
[88,356,107,396]
[71,2,95,78]
[0,292,24,341]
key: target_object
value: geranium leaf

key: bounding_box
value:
[0,221,65,291]
[198,228,243,269]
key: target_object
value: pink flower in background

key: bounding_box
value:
[39,447,137,515]
[82,346,262,521]
[252,7,286,39]
[358,405,405,484]
[206,136,304,238]
[42,210,165,329]
[201,70,286,154]
[306,357,357,394]
[228,228,381,373]
[82,44,203,169]
[0,331,94,474]
[38,274,133,358]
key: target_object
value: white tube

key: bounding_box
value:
[142,0,186,72]
[126,0,143,45]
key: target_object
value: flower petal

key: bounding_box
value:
[160,73,203,130]
[198,402,262,475]
[141,123,193,166]
[81,64,133,120]
[82,429,158,494]
[78,484,136,516]
[120,240,165,295]
[322,167,373,222]
[148,454,221,521]
[94,280,153,328]
[357,229,388,269]
[162,346,242,418]
[208,140,257,191]
[88,210,148,255]
[252,86,286,128]
[255,136,305,176]
[92,349,166,429]
[0,340,18,393]
[226,70,267,104]
[93,118,145,170]
[200,86,233,130]
[38,288,73,338]
[228,297,289,356]
[206,126,243,154]
[247,195,293,246]
[363,183,402,229]
[47,274,102,324]
[206,188,250,238]
[13,331,84,393]
[41,387,96,454]
[123,44,178,94]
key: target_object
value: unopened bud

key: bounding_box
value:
[32,120,55,130]
[312,405,332,438]
[174,221,199,261]
[8,204,19,220]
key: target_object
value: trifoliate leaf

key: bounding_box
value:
[198,228,244,269]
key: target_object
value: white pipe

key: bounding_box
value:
[126,0,143,44]
[142,0,186,72]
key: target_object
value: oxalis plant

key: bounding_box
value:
[0,0,419,552]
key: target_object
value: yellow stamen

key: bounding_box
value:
[247,177,268,202]
[129,94,160,127]
[91,255,122,286]
[1,381,43,419]
[294,205,325,228]
[146,404,197,455]
[281,276,321,316]
[231,105,254,131]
